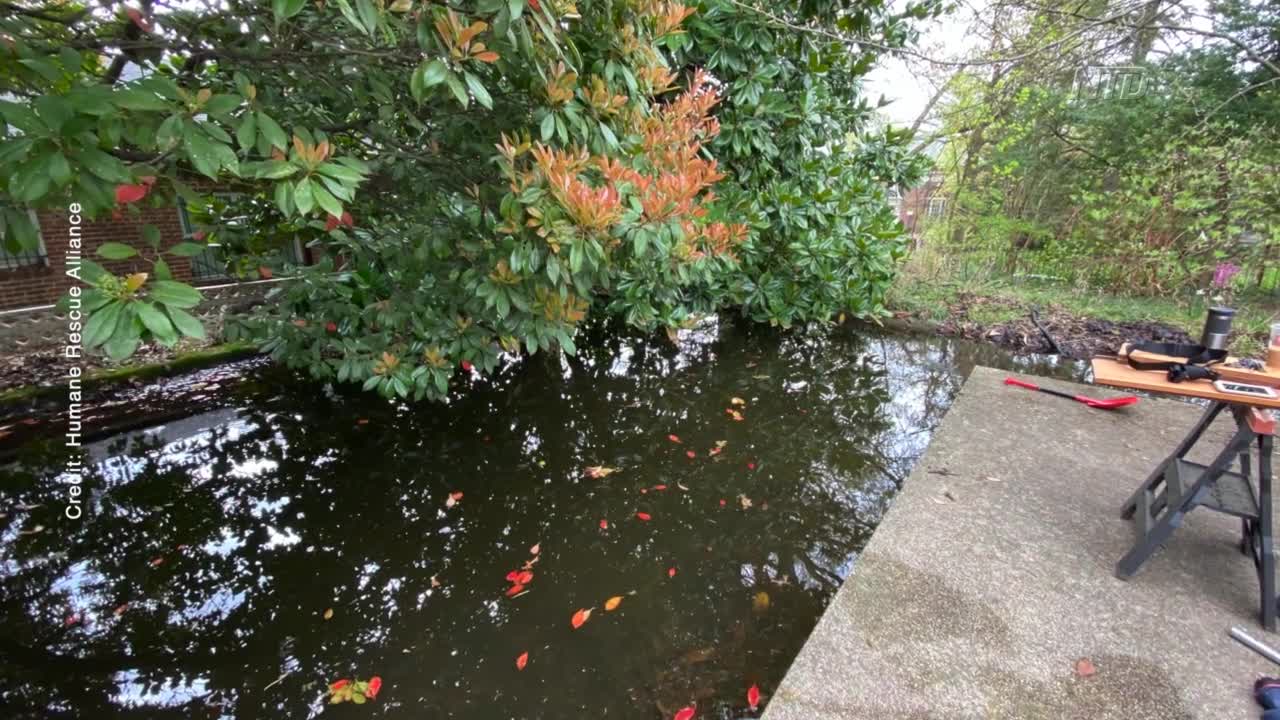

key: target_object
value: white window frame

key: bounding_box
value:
[0,209,49,270]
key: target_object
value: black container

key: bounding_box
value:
[1201,306,1235,351]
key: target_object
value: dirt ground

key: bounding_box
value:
[895,292,1196,359]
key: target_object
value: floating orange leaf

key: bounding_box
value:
[571,608,592,628]
[674,707,695,720]
[747,684,761,710]
[730,397,746,406]
[668,434,682,443]
[323,607,334,620]
[605,595,623,611]
[585,466,619,479]
[636,512,652,521]
[516,651,529,670]
[726,409,744,421]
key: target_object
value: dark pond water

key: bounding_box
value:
[0,321,1087,719]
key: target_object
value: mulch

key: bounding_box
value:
[901,292,1194,359]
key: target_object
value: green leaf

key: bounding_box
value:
[47,152,72,186]
[153,257,173,280]
[34,95,72,133]
[185,125,222,178]
[115,89,171,112]
[294,177,316,215]
[316,162,363,182]
[236,112,257,149]
[142,225,162,248]
[445,71,469,108]
[422,59,449,88]
[103,318,141,361]
[540,112,556,142]
[166,306,206,339]
[167,242,209,257]
[274,181,294,215]
[257,112,288,150]
[311,181,343,218]
[149,280,203,308]
[74,148,131,183]
[96,242,138,260]
[83,301,124,348]
[356,0,379,36]
[0,100,45,133]
[464,72,493,109]
[273,0,307,21]
[134,301,178,345]
[257,160,298,179]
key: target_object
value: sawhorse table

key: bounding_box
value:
[1093,357,1280,630]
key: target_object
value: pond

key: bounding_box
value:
[0,321,1087,719]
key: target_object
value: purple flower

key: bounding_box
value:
[1212,262,1241,288]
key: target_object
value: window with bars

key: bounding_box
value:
[927,196,947,219]
[179,197,305,280]
[0,211,48,271]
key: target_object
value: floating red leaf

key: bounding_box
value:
[747,684,761,710]
[366,676,382,699]
[636,512,651,521]
[505,583,526,597]
[668,434,682,443]
[571,608,592,629]
[517,570,534,585]
[445,491,463,508]
[64,613,80,627]
[685,450,696,459]
[653,484,667,491]
[330,678,351,691]
[461,360,473,371]
[667,567,676,578]
[747,462,756,470]
[516,652,529,670]
[674,706,696,720]
[719,499,726,506]
[505,570,521,583]
[600,519,608,529]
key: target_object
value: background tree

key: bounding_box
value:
[0,0,937,399]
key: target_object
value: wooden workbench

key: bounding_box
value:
[1092,356,1280,410]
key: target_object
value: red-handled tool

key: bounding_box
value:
[1004,377,1139,410]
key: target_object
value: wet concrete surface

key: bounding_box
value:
[762,365,1277,719]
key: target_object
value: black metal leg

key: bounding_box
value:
[1258,434,1275,631]
[1240,446,1253,555]
[1122,402,1226,519]
[1116,426,1254,579]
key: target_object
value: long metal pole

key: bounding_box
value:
[1230,625,1280,665]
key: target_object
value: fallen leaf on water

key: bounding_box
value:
[652,484,668,491]
[114,603,128,616]
[685,450,696,459]
[752,591,770,613]
[636,512,652,521]
[506,570,521,583]
[668,434,682,444]
[517,570,534,584]
[366,676,382,699]
[1074,658,1097,678]
[730,397,746,406]
[149,557,164,567]
[726,409,744,421]
[323,608,334,620]
[677,482,690,491]
[19,524,45,536]
[739,495,753,510]
[605,596,623,611]
[668,567,677,578]
[719,499,726,507]
[530,543,541,555]
[445,492,463,508]
[674,706,696,720]
[516,652,529,670]
[356,418,369,425]
[571,608,592,629]
[747,462,756,470]
[600,519,609,529]
[708,447,722,456]
[747,684,761,710]
[431,575,442,588]
[505,584,526,597]
[64,613,80,627]
[585,466,619,479]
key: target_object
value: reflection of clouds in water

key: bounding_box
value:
[111,669,212,710]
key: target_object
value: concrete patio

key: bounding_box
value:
[763,365,1278,719]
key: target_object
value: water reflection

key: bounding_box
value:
[0,323,1086,719]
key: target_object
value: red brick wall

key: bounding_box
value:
[0,205,215,311]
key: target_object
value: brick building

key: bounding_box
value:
[888,171,946,243]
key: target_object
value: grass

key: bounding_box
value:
[0,341,259,406]
[889,262,1280,357]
